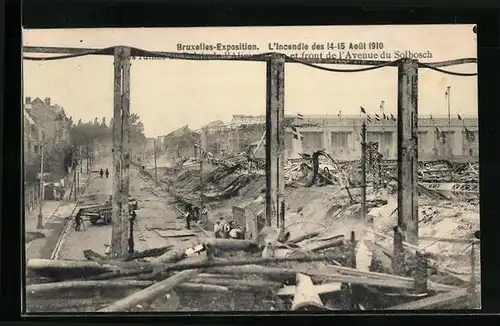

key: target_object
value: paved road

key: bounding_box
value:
[57,158,114,260]
[56,158,195,260]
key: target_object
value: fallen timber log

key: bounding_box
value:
[98,269,201,312]
[26,258,151,280]
[92,252,345,281]
[124,245,174,261]
[150,239,259,265]
[26,280,229,304]
[291,273,326,311]
[190,277,283,292]
[387,288,470,310]
[287,232,321,244]
[26,280,154,299]
[206,264,459,292]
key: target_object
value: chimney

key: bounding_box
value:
[25,97,31,104]
[44,97,51,106]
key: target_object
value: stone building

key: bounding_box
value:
[201,114,479,161]
[24,97,72,152]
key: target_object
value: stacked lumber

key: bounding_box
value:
[25,228,473,312]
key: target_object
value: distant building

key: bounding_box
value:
[201,114,479,161]
[24,97,72,152]
[145,138,156,152]
[23,107,38,163]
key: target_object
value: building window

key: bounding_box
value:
[331,132,349,149]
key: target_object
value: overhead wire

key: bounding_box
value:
[23,45,477,76]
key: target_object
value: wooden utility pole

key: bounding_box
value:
[360,121,367,222]
[86,137,89,173]
[265,53,285,228]
[153,139,158,185]
[445,86,452,158]
[111,46,124,257]
[121,46,131,255]
[397,58,419,246]
[199,141,204,209]
[37,135,45,230]
[73,169,77,202]
[76,171,80,196]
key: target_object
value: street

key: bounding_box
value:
[56,157,193,260]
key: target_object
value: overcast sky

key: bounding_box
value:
[23,25,477,137]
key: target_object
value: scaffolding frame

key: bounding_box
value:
[23,44,477,257]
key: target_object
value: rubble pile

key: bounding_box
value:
[25,217,476,312]
[28,151,479,312]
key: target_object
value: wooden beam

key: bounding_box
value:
[397,58,419,246]
[98,269,200,312]
[121,46,132,256]
[291,273,325,311]
[22,46,477,67]
[265,53,285,227]
[111,46,124,257]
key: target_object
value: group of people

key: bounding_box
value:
[213,217,244,239]
[99,168,109,179]
[184,203,208,230]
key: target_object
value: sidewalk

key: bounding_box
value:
[25,169,94,261]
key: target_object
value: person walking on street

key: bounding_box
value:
[105,168,109,179]
[75,210,83,231]
[185,203,193,230]
[99,169,104,178]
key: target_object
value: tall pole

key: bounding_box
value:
[76,171,80,196]
[36,135,45,230]
[111,46,124,257]
[380,100,385,155]
[446,86,452,157]
[360,121,367,222]
[121,46,131,256]
[199,141,204,209]
[431,115,438,158]
[86,137,89,173]
[397,58,419,246]
[153,138,158,185]
[265,53,285,228]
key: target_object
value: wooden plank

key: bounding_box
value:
[155,230,196,238]
[98,269,200,312]
[291,273,325,311]
[388,288,469,310]
[277,282,342,296]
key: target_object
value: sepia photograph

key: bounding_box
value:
[23,25,479,313]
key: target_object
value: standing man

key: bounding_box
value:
[105,168,109,179]
[214,220,221,238]
[99,168,104,178]
[74,209,83,231]
[185,203,193,230]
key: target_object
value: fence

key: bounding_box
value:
[24,173,75,217]
[24,184,41,216]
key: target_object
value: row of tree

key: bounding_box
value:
[70,113,146,149]
[25,113,147,185]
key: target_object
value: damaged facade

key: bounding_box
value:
[201,114,478,161]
